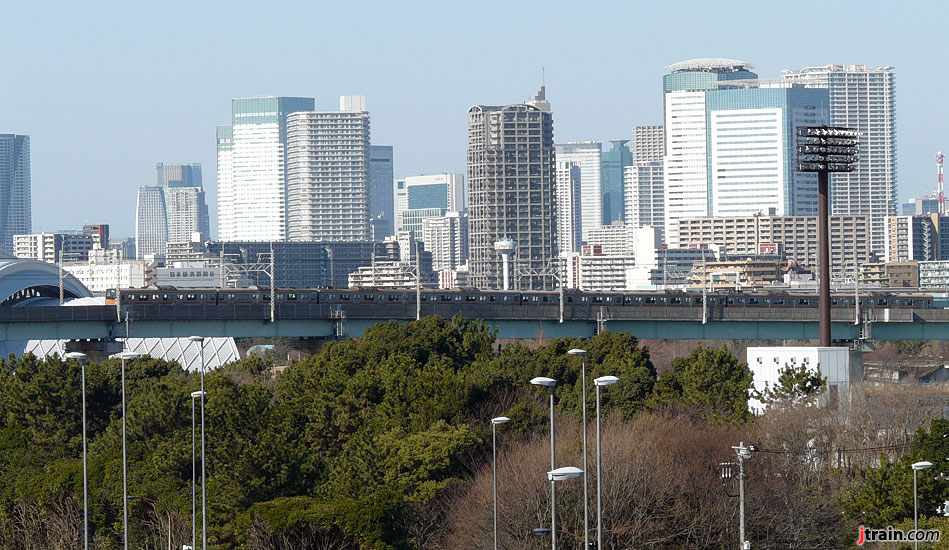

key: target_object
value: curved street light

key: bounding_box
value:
[913,461,934,550]
[530,377,557,549]
[190,390,206,550]
[593,375,619,549]
[188,336,207,550]
[119,351,140,550]
[566,348,590,550]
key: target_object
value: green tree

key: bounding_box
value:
[754,363,825,407]
[650,346,753,423]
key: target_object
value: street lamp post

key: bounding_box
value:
[65,352,89,550]
[567,348,589,550]
[913,461,934,550]
[593,376,619,550]
[119,351,140,550]
[547,466,584,550]
[189,336,207,550]
[531,377,557,550]
[190,390,206,550]
[795,126,859,346]
[491,417,510,550]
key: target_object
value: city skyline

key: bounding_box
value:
[3,1,943,238]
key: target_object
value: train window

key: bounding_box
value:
[287,293,297,300]
[670,297,682,304]
[773,298,784,305]
[186,294,197,301]
[798,299,809,305]
[694,297,703,305]
[831,299,838,306]
[748,298,759,305]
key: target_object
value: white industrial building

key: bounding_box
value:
[746,346,853,414]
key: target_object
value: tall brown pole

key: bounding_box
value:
[818,171,831,346]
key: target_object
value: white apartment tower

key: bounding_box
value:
[216,96,315,241]
[556,161,582,254]
[626,125,665,242]
[555,141,602,241]
[624,162,665,242]
[781,65,898,255]
[286,96,371,242]
[632,125,664,163]
[421,211,468,272]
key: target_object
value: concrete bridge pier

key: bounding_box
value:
[64,339,123,363]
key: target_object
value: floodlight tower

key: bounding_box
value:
[796,126,859,346]
[495,239,517,290]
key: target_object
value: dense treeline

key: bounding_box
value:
[1,315,948,549]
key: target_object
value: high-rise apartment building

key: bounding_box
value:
[781,65,897,255]
[394,174,465,234]
[624,162,665,241]
[286,96,371,242]
[216,96,315,241]
[556,141,602,241]
[0,134,31,253]
[369,145,395,240]
[555,161,582,254]
[136,163,209,261]
[157,163,210,243]
[467,87,557,290]
[885,214,949,263]
[156,163,202,188]
[421,211,469,272]
[626,125,666,242]
[662,59,827,245]
[135,186,168,259]
[584,223,638,256]
[601,140,633,224]
[632,126,664,163]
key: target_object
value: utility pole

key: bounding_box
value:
[853,262,860,326]
[702,256,708,325]
[269,242,276,323]
[731,442,754,550]
[59,239,65,305]
[415,239,421,321]
[558,258,564,324]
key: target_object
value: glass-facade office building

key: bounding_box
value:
[217,96,315,241]
[662,58,827,244]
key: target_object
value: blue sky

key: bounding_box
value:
[2,0,942,238]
